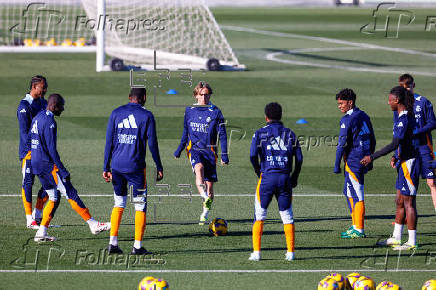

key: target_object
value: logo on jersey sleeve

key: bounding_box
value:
[19,108,26,113]
[117,114,137,129]
[341,123,346,129]
[397,122,403,128]
[359,121,371,136]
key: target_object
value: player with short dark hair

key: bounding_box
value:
[396,74,436,211]
[248,102,303,261]
[17,75,49,229]
[103,87,163,255]
[334,88,376,238]
[31,94,110,242]
[361,86,419,250]
[174,81,229,225]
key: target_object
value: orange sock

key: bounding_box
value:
[40,200,55,227]
[68,200,91,221]
[21,188,32,215]
[348,197,355,226]
[35,195,48,211]
[110,207,124,236]
[354,201,365,230]
[284,223,295,252]
[252,221,264,252]
[135,211,147,241]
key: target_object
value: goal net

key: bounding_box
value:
[0,0,242,71]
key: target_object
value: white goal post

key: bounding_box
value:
[0,0,244,71]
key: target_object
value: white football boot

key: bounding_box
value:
[248,252,261,261]
[90,222,111,235]
[376,237,401,247]
[285,252,295,261]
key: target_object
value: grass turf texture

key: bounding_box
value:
[1,6,436,289]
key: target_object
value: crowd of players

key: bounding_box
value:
[16,73,434,259]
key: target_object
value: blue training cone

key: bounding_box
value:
[296,118,308,124]
[167,89,178,95]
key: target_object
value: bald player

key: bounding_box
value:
[31,94,110,242]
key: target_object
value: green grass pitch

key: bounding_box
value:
[1,6,436,290]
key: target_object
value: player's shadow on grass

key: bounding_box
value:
[229,217,349,224]
[146,221,202,226]
[163,247,254,255]
[419,232,436,237]
[264,48,399,68]
[298,250,431,261]
[295,216,350,223]
[365,214,434,220]
[56,236,110,241]
[226,218,281,224]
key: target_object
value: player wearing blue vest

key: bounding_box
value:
[103,88,163,255]
[31,94,110,242]
[174,82,229,225]
[334,89,376,239]
[17,75,49,229]
[396,74,436,212]
[361,86,419,250]
[248,102,303,261]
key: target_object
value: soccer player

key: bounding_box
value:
[31,94,110,242]
[174,81,229,224]
[248,102,302,261]
[397,74,436,211]
[334,89,376,238]
[103,88,163,255]
[361,86,419,250]
[17,75,49,229]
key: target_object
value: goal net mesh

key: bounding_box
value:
[0,0,240,66]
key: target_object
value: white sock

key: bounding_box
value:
[200,191,208,200]
[109,236,118,246]
[355,228,364,234]
[252,251,260,254]
[393,223,403,241]
[37,225,47,236]
[134,240,142,249]
[86,218,97,227]
[408,230,416,245]
[201,208,209,220]
[26,215,33,225]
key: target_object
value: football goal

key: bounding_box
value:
[0,0,244,71]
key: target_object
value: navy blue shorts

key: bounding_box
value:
[255,173,292,211]
[112,169,147,197]
[36,166,59,191]
[35,165,86,208]
[419,151,435,179]
[343,162,365,202]
[188,149,217,182]
[396,158,420,196]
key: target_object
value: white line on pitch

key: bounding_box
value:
[265,51,436,77]
[221,25,436,59]
[222,25,436,76]
[1,269,436,273]
[0,194,431,197]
